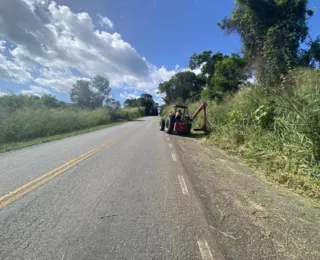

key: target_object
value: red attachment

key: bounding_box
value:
[174,121,186,133]
[174,121,191,134]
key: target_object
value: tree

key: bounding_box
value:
[190,51,227,81]
[124,98,140,107]
[138,94,156,116]
[57,100,68,108]
[218,0,318,84]
[91,75,111,107]
[298,37,320,67]
[70,75,111,108]
[70,80,93,108]
[40,95,60,108]
[123,94,158,115]
[189,51,226,84]
[158,71,204,104]
[189,50,213,71]
[202,54,249,100]
[188,50,250,100]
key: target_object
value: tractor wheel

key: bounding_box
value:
[160,119,165,131]
[166,116,174,134]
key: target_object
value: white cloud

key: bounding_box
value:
[0,0,185,96]
[0,91,8,96]
[120,91,140,99]
[34,68,90,92]
[179,62,205,75]
[190,66,202,75]
[0,41,6,52]
[0,52,33,84]
[21,85,52,96]
[118,65,177,91]
[98,14,113,29]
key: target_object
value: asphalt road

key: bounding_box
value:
[0,117,223,260]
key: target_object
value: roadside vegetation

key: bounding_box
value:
[160,0,320,201]
[0,75,158,151]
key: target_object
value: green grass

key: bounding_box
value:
[162,69,320,202]
[0,106,145,153]
[202,70,320,201]
[0,121,125,153]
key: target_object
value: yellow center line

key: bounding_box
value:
[0,147,100,203]
[0,128,137,209]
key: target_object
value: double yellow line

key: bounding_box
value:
[0,128,136,209]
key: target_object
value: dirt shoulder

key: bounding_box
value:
[172,135,320,260]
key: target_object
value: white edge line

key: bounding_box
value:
[171,153,177,161]
[168,143,172,148]
[197,240,214,260]
[167,137,170,141]
[177,175,189,195]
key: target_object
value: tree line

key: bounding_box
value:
[1,75,159,116]
[158,0,320,105]
[159,52,249,104]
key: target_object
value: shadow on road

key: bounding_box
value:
[175,132,209,139]
[129,119,146,122]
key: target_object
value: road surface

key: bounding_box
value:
[0,117,223,260]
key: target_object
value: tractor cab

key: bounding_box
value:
[173,105,189,121]
[171,105,192,134]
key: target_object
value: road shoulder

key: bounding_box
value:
[172,135,320,260]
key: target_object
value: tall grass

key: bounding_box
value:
[163,69,320,200]
[204,69,320,200]
[0,107,144,144]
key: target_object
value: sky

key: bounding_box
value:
[0,0,320,104]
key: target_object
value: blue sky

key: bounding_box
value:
[0,0,320,104]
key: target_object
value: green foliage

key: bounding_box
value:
[211,54,249,99]
[0,105,144,145]
[158,71,205,104]
[41,94,67,108]
[159,50,248,104]
[70,75,112,108]
[124,93,158,116]
[189,51,225,85]
[188,51,249,101]
[0,93,68,113]
[124,98,140,107]
[189,50,218,74]
[157,0,320,200]
[197,69,320,200]
[0,90,143,145]
[253,101,276,130]
[138,94,158,116]
[91,75,111,107]
[219,0,319,84]
[274,70,320,161]
[70,80,94,108]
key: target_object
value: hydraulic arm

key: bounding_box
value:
[192,103,208,132]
